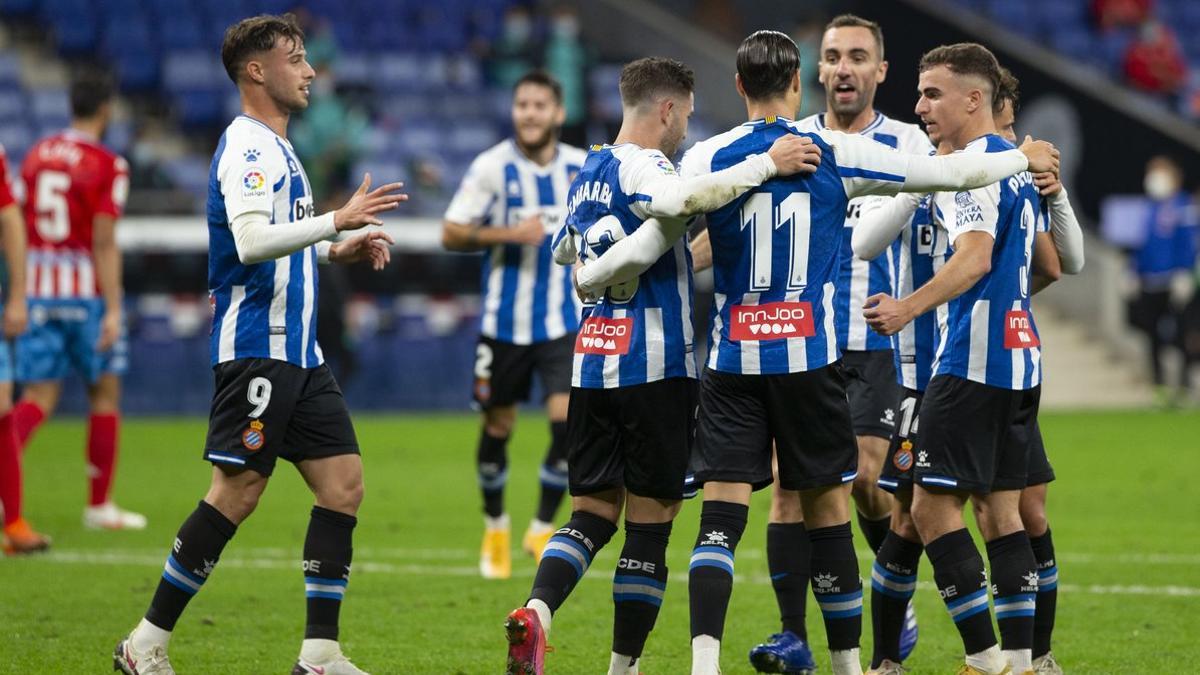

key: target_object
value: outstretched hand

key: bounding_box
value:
[334,173,408,231]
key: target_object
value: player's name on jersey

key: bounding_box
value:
[568,179,613,212]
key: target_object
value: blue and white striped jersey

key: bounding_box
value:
[796,112,934,352]
[680,117,911,375]
[207,115,323,368]
[445,140,587,345]
[931,135,1042,390]
[556,144,697,389]
[890,194,950,392]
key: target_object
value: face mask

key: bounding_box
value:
[1144,169,1178,200]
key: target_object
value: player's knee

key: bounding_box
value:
[891,510,920,542]
[768,488,803,523]
[1019,499,1048,537]
[483,406,516,437]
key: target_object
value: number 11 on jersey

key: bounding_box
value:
[741,191,811,293]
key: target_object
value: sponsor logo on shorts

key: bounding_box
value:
[881,408,895,426]
[893,440,914,471]
[1003,310,1040,349]
[915,449,930,468]
[729,301,815,341]
[242,419,265,451]
[576,317,634,355]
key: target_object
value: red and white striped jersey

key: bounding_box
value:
[20,129,128,300]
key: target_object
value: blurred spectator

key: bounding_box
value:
[543,5,590,147]
[291,7,338,69]
[1092,0,1153,29]
[488,5,538,91]
[1129,156,1198,403]
[291,65,370,199]
[1123,20,1188,98]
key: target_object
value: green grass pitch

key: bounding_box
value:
[1,410,1197,673]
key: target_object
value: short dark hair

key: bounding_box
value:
[996,66,1020,114]
[618,57,695,109]
[221,13,305,84]
[825,14,885,59]
[919,43,1002,107]
[69,68,114,118]
[513,70,563,104]
[737,30,800,101]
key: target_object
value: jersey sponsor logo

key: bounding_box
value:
[241,419,265,451]
[955,190,984,227]
[242,167,267,198]
[576,316,633,355]
[293,198,315,221]
[1003,310,1040,349]
[729,302,815,341]
[894,440,914,471]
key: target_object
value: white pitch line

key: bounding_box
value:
[29,550,1200,599]
[57,546,1200,566]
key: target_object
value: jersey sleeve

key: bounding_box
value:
[822,130,909,199]
[94,155,129,219]
[444,152,498,225]
[220,134,285,223]
[0,147,15,209]
[938,183,1001,246]
[618,149,681,220]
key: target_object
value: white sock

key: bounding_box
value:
[830,648,863,675]
[525,599,552,637]
[608,652,639,675]
[485,513,510,530]
[529,518,554,532]
[1004,648,1032,671]
[300,638,340,662]
[130,618,171,652]
[691,635,721,675]
[966,644,1007,673]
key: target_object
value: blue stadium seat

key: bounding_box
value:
[1051,28,1094,64]
[0,0,40,17]
[0,122,33,159]
[29,88,68,119]
[0,91,26,124]
[174,89,225,128]
[447,121,500,155]
[162,155,211,196]
[394,122,442,155]
[0,54,22,87]
[376,53,424,92]
[162,50,225,94]
[114,52,160,92]
[986,0,1039,39]
[333,53,372,88]
[157,12,209,52]
[1098,28,1136,73]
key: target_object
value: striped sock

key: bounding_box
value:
[611,520,671,660]
[1030,529,1058,659]
[303,506,357,640]
[688,500,747,641]
[986,531,1037,670]
[809,522,863,651]
[927,528,996,655]
[535,422,569,523]
[529,510,617,613]
[476,431,508,518]
[145,501,236,631]
[870,530,922,667]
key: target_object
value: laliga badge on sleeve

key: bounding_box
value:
[242,420,265,451]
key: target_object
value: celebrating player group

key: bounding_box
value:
[91,9,1083,675]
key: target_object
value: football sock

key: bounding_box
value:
[766,521,810,640]
[612,520,671,660]
[145,500,236,631]
[528,510,617,614]
[857,512,891,553]
[0,413,22,526]
[870,530,923,667]
[986,531,1037,671]
[476,430,509,518]
[130,617,172,652]
[809,522,863,651]
[1030,528,1058,659]
[12,400,44,451]
[688,500,747,641]
[87,413,119,506]
[608,651,640,675]
[303,505,357,640]
[927,528,996,655]
[535,421,569,524]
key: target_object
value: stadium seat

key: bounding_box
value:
[0,122,32,160]
[162,50,226,94]
[0,0,39,17]
[1052,28,1095,64]
[0,54,22,87]
[174,89,226,129]
[0,90,26,123]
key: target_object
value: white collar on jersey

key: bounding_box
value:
[508,138,564,172]
[816,110,886,134]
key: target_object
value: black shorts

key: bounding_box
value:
[566,378,697,501]
[842,350,901,439]
[878,388,923,494]
[1026,419,1055,486]
[204,359,359,477]
[693,365,858,492]
[472,334,574,409]
[913,375,1040,494]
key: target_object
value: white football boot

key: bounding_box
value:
[293,640,369,674]
[85,502,148,530]
[113,636,175,675]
